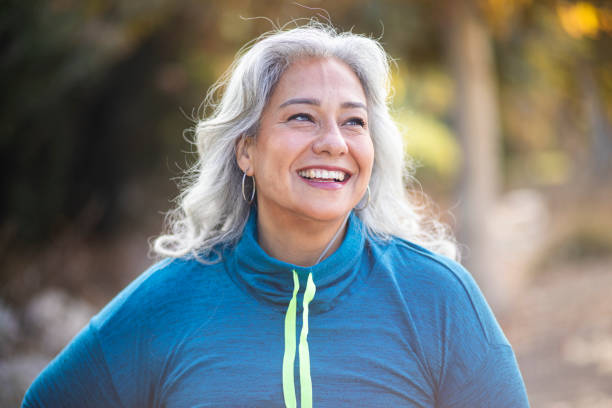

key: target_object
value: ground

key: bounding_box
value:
[502,257,612,408]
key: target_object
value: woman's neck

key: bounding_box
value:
[255,209,349,267]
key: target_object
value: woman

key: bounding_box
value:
[23,23,529,407]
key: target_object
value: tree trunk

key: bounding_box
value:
[578,63,612,184]
[441,0,504,310]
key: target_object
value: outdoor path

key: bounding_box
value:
[502,257,612,408]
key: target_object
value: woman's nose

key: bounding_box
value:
[312,121,348,156]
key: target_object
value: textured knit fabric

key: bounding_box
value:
[22,211,529,407]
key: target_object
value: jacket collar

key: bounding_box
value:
[225,209,368,314]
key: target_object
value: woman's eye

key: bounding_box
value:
[345,117,366,127]
[288,113,313,122]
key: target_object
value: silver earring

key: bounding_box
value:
[355,185,371,211]
[242,172,256,204]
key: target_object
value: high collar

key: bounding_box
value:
[225,209,368,314]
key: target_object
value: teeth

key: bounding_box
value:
[298,169,347,181]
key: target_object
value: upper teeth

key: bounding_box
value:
[298,169,346,181]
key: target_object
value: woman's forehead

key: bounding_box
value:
[270,57,367,106]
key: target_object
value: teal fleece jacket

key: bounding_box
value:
[23,211,529,407]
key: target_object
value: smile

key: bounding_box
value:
[298,168,349,182]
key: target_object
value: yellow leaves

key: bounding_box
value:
[556,1,612,38]
[395,111,461,180]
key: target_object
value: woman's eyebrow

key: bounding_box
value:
[279,98,367,111]
[279,98,320,108]
[341,101,367,111]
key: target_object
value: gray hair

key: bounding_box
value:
[154,22,458,261]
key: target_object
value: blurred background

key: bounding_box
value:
[1,0,611,406]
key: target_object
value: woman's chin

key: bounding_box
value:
[292,205,353,224]
[256,195,355,226]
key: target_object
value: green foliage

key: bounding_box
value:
[0,0,177,242]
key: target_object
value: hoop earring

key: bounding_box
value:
[242,172,256,204]
[355,185,371,211]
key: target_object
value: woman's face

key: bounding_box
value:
[237,57,374,226]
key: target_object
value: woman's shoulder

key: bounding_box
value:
[91,255,226,329]
[367,234,508,346]
[369,234,470,290]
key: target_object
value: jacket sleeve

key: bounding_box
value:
[21,323,124,408]
[437,343,530,407]
[424,258,530,407]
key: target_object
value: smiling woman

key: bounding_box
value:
[22,22,529,407]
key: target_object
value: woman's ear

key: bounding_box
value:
[235,136,255,176]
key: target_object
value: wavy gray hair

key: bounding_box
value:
[154,22,458,261]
